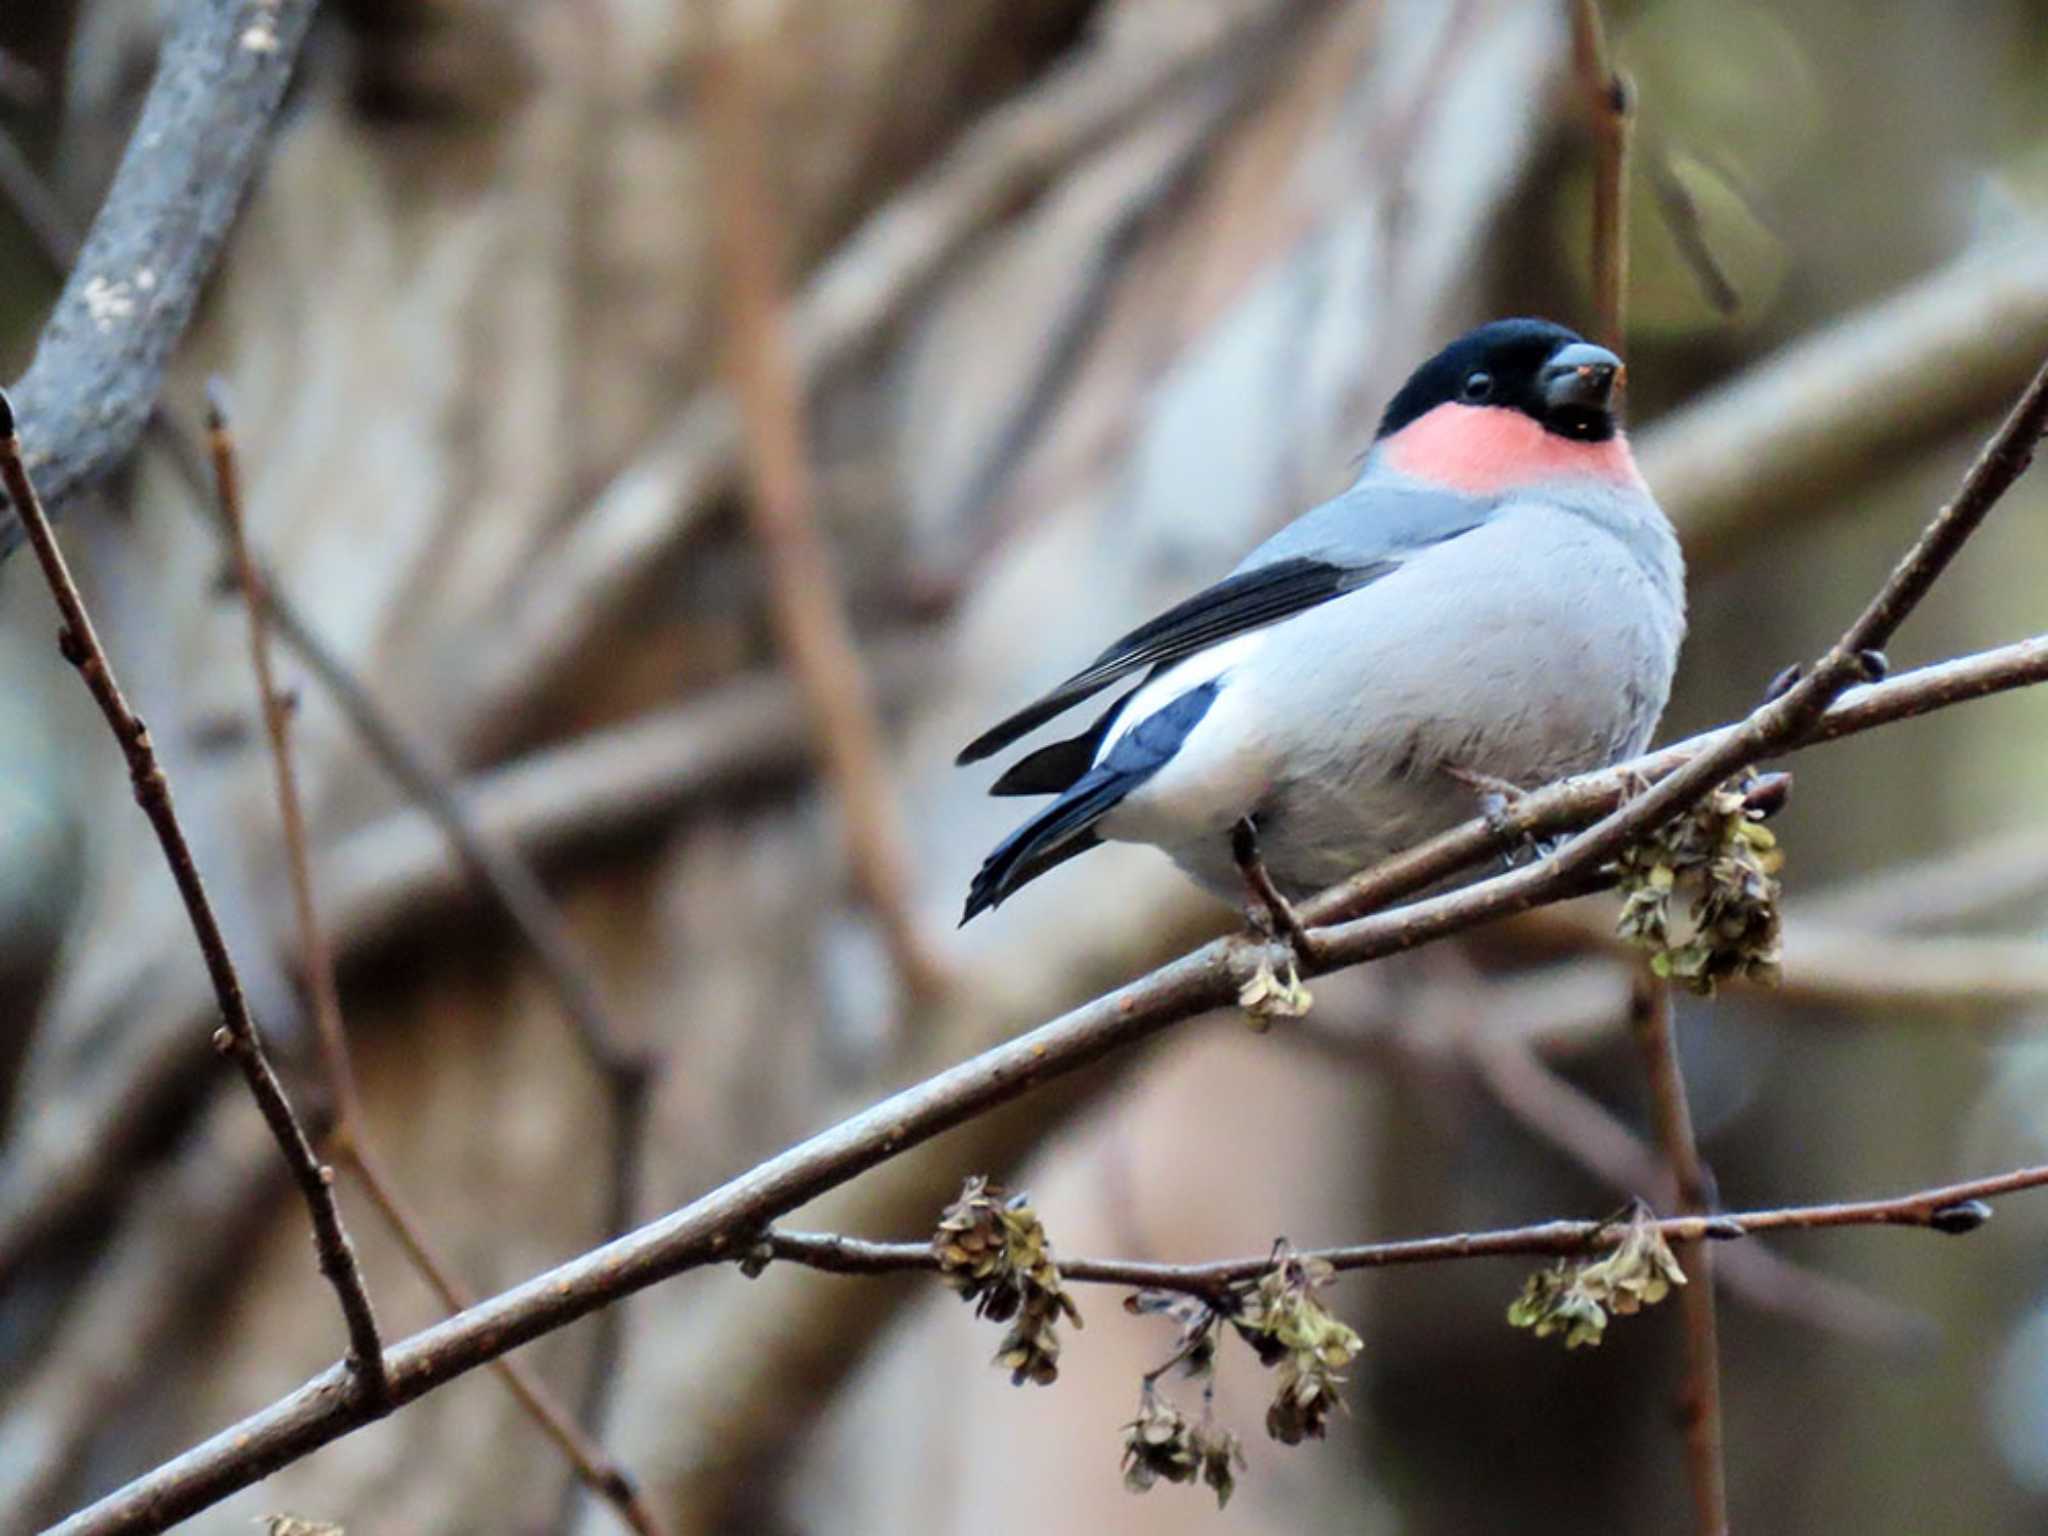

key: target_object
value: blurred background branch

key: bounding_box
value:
[6,1,2048,1533]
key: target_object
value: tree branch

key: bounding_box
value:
[759,1159,2042,1293]
[1570,0,1632,351]
[41,637,2048,1533]
[1459,1021,1929,1351]
[1630,978,1728,1536]
[43,351,2048,1534]
[702,28,948,1003]
[0,391,390,1407]
[0,0,319,553]
[209,396,669,1536]
[1640,240,2048,565]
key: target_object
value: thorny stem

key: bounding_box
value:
[0,390,392,1409]
[208,397,670,1536]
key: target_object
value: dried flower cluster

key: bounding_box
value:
[1616,777,1783,993]
[1120,1392,1246,1506]
[1116,1244,1365,1510]
[1230,1248,1364,1444]
[1238,949,1314,1025]
[1507,1205,1688,1349]
[932,1176,1082,1385]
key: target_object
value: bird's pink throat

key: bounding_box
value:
[1381,401,1645,496]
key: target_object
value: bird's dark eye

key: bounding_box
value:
[1461,370,1493,401]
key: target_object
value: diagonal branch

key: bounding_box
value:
[208,396,669,1536]
[0,391,390,1408]
[43,353,2048,1534]
[0,0,320,554]
[45,630,2048,1534]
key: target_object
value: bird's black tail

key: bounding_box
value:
[960,768,1132,925]
[961,678,1224,924]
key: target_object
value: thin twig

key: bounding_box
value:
[0,125,662,1331]
[208,393,357,1132]
[206,396,669,1536]
[0,390,391,1408]
[184,397,658,1488]
[0,125,80,273]
[1461,1025,1929,1351]
[1304,352,2048,941]
[343,1140,668,1536]
[760,1160,2042,1293]
[1645,139,1741,317]
[0,621,2036,1302]
[46,358,2048,1533]
[701,28,948,1002]
[1570,0,1631,351]
[1640,239,2048,566]
[1630,978,1728,1536]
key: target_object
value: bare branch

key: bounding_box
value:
[702,27,949,1001]
[460,0,1323,747]
[761,1159,2043,1293]
[1460,1023,1929,1350]
[0,0,319,553]
[209,396,668,1536]
[43,355,2048,1533]
[0,390,390,1407]
[1642,240,2048,564]
[44,623,2048,1534]
[1630,978,1728,1536]
[1570,0,1632,351]
[1802,827,2048,935]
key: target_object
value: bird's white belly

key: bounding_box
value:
[1093,511,1676,901]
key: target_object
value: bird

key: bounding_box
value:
[955,317,1686,932]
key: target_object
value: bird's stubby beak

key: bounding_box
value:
[1540,342,1624,412]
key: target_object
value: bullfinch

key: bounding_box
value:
[957,318,1685,925]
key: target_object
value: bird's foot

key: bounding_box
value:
[1237,946,1313,1030]
[1444,765,1557,868]
[1231,818,1323,964]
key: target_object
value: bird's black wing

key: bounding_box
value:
[956,555,1395,766]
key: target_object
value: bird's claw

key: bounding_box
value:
[1446,764,1555,868]
[1238,946,1313,1029]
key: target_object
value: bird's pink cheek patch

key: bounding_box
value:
[1382,402,1645,496]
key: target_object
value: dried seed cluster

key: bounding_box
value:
[1617,777,1783,994]
[1508,1205,1688,1349]
[1230,1250,1364,1444]
[932,1176,1082,1386]
[1120,1393,1246,1506]
[1118,1244,1364,1509]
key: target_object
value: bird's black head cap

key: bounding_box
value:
[1376,318,1623,443]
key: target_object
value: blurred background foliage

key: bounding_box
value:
[3,1,2048,1532]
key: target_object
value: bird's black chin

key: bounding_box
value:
[1544,404,1616,442]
